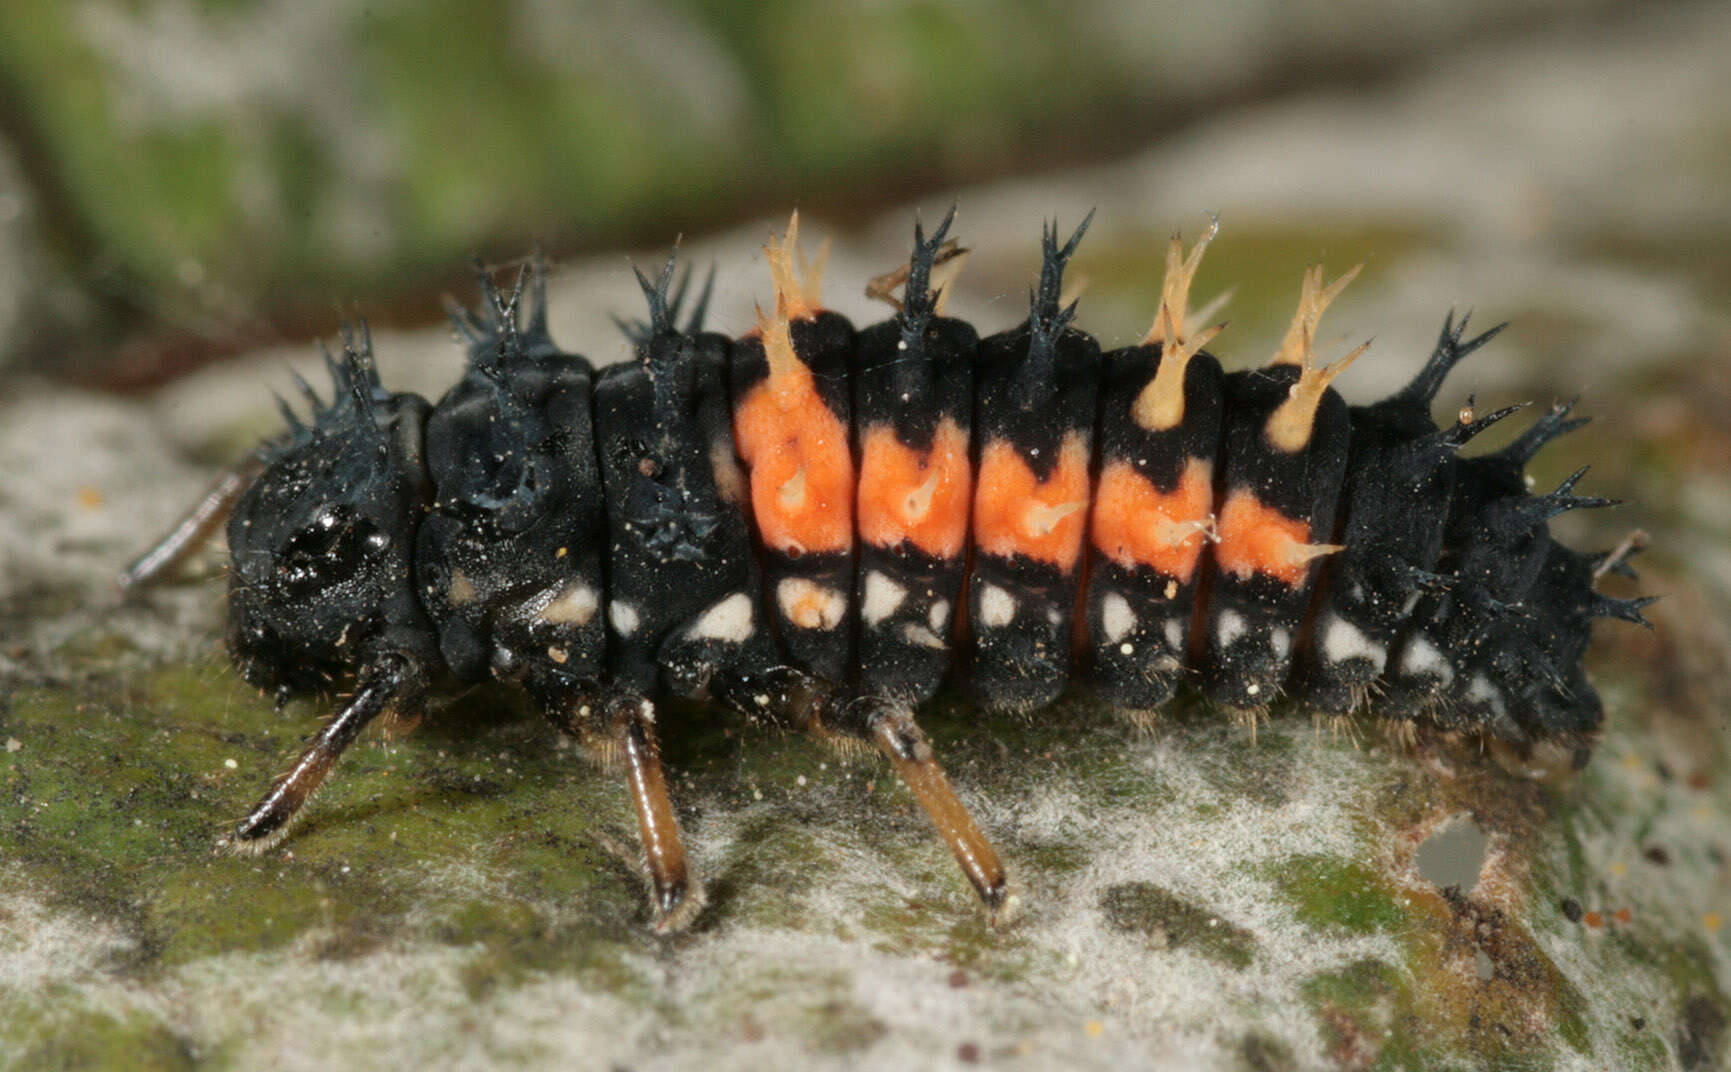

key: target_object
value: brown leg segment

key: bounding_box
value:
[605,694,703,933]
[225,654,416,854]
[120,455,265,593]
[865,704,1011,922]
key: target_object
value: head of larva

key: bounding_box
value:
[226,338,418,695]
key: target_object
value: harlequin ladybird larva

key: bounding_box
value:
[122,208,1652,932]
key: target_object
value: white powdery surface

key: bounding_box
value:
[3,711,1693,1071]
[0,887,661,1071]
[0,387,227,679]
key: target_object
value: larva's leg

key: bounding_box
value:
[540,688,701,933]
[829,693,1011,922]
[120,454,265,593]
[224,653,420,854]
[600,693,702,934]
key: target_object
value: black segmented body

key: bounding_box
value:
[132,211,1650,929]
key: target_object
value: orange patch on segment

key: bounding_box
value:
[857,419,972,559]
[1214,489,1338,586]
[733,364,855,556]
[1090,456,1213,582]
[972,432,1091,570]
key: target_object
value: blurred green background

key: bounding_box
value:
[0,0,1650,384]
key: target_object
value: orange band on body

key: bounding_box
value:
[1214,488,1338,586]
[972,432,1091,570]
[1090,456,1213,581]
[733,364,855,556]
[857,418,972,559]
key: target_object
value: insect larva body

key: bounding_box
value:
[125,208,1649,932]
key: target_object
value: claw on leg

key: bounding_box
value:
[224,653,417,854]
[866,704,1011,923]
[604,693,704,933]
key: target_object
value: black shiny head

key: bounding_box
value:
[226,327,434,696]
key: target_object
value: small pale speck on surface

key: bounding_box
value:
[4,738,20,753]
[1084,1020,1104,1038]
[223,758,238,769]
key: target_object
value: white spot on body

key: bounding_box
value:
[978,584,1017,628]
[861,570,906,628]
[609,601,640,637]
[687,592,755,643]
[1163,618,1185,653]
[1400,634,1453,684]
[1269,626,1291,660]
[538,582,599,626]
[777,465,808,511]
[1101,592,1137,644]
[1322,615,1387,671]
[1466,673,1506,716]
[1215,609,1247,650]
[928,599,950,632]
[901,471,940,523]
[1021,499,1085,538]
[777,577,846,630]
[901,624,947,650]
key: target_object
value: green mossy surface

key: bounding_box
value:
[1098,881,1259,969]
[1272,856,1405,938]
